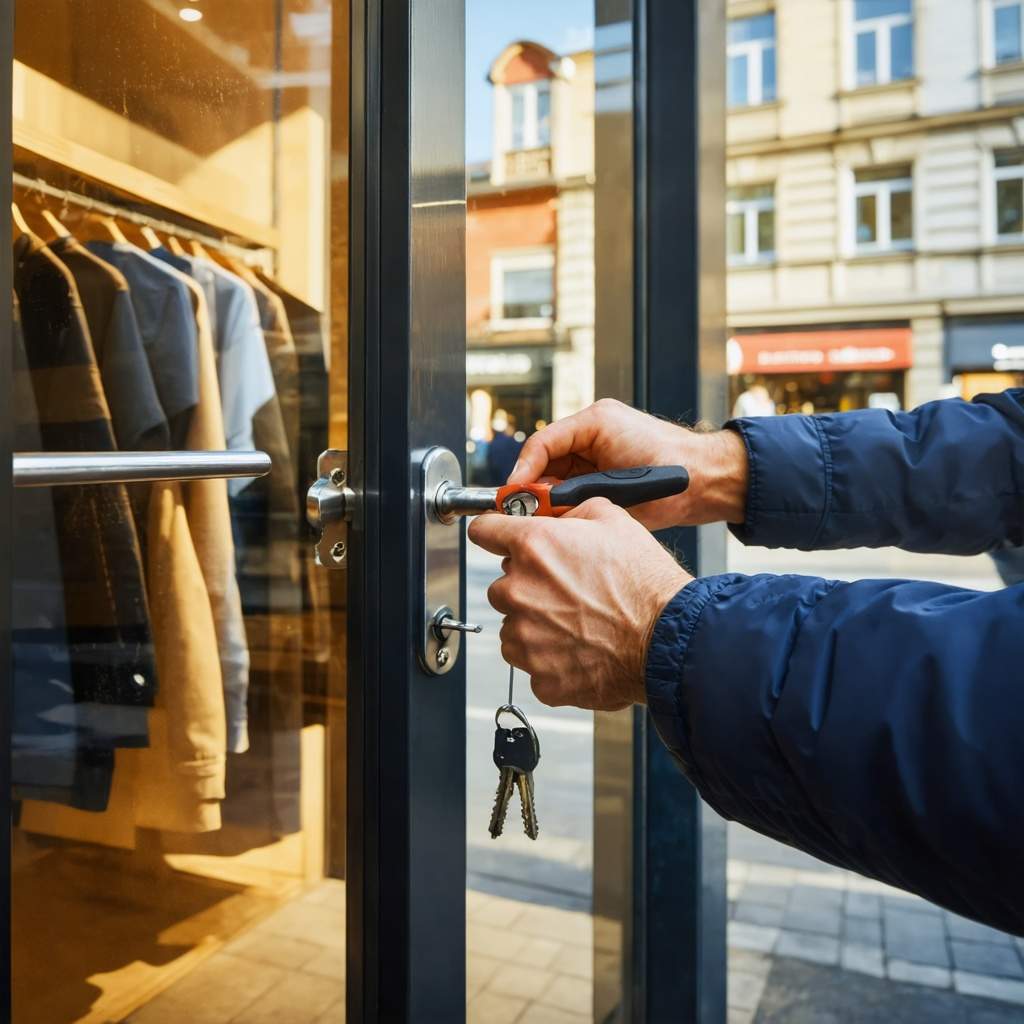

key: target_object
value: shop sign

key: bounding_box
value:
[728,328,913,376]
[466,348,551,385]
[946,319,1024,373]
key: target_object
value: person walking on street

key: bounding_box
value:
[469,390,1024,936]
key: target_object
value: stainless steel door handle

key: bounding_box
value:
[12,450,272,487]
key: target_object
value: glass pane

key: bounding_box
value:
[856,30,878,86]
[512,87,526,149]
[730,183,774,201]
[728,52,749,106]
[890,187,913,241]
[11,3,344,1021]
[857,192,878,243]
[466,4,597,1020]
[762,44,777,103]
[997,178,1024,236]
[503,266,555,319]
[855,0,911,20]
[995,4,1023,64]
[537,84,552,147]
[995,149,1024,168]
[728,13,775,44]
[728,211,746,257]
[758,208,776,254]
[890,21,914,80]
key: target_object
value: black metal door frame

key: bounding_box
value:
[595,0,728,1020]
[1,4,13,1020]
[347,0,467,1020]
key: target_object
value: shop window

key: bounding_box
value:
[727,13,777,107]
[508,81,551,151]
[995,150,1024,239]
[727,184,776,264]
[853,166,913,252]
[491,251,555,326]
[851,0,913,87]
[994,0,1024,64]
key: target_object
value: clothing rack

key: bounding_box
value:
[12,172,273,265]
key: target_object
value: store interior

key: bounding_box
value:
[10,3,345,1021]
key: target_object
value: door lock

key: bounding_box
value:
[307,450,355,568]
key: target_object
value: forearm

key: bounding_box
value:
[645,572,1024,934]
[721,389,1024,553]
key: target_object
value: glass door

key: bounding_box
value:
[7,2,348,1021]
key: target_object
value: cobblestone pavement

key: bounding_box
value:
[727,822,1024,1022]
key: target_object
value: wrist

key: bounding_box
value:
[696,429,749,525]
[634,563,692,704]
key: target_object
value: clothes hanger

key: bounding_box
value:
[75,210,131,245]
[21,187,72,240]
[189,238,216,261]
[166,234,187,257]
[140,225,164,250]
[11,201,32,240]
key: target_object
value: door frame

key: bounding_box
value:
[594,0,728,1020]
[1,4,13,1019]
[347,0,467,1019]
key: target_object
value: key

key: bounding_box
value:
[488,766,516,839]
[490,706,541,840]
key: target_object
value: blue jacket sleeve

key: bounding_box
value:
[645,573,1024,935]
[727,389,1024,554]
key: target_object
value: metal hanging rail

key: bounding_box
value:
[11,172,272,264]
[13,450,272,487]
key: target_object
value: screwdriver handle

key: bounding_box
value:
[496,465,689,517]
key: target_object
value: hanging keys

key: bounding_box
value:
[488,666,541,840]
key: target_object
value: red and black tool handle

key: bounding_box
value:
[496,465,689,517]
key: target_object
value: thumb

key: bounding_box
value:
[560,496,626,522]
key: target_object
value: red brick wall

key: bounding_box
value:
[467,188,557,332]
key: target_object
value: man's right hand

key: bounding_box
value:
[507,398,749,531]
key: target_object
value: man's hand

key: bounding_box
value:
[507,398,749,530]
[468,498,692,711]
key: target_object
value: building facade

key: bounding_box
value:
[466,41,594,481]
[726,0,1024,414]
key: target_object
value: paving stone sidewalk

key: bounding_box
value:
[727,823,1024,1022]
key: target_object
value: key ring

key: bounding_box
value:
[494,703,532,730]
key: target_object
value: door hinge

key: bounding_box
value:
[306,449,354,568]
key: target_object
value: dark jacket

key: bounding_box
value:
[645,390,1024,935]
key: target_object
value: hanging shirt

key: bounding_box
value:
[85,241,199,448]
[153,249,276,494]
[10,292,100,809]
[13,233,156,798]
[49,237,168,452]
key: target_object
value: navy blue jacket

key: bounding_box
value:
[645,390,1024,935]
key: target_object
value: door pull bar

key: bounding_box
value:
[13,450,271,487]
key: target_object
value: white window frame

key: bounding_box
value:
[727,17,776,108]
[849,1,914,87]
[490,249,555,331]
[506,81,551,152]
[853,172,914,253]
[726,187,776,265]
[992,0,1024,66]
[994,152,1024,242]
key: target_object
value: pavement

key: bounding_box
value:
[465,537,1024,1020]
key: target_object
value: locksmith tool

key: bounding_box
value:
[433,465,690,520]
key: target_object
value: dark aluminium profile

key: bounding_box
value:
[0,4,13,1018]
[594,0,727,1021]
[347,0,467,1020]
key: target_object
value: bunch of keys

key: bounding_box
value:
[489,665,540,840]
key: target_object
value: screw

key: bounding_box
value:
[330,467,347,486]
[436,646,450,667]
[331,541,346,561]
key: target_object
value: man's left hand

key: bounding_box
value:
[467,498,692,711]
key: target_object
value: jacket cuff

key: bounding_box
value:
[726,415,831,550]
[644,574,748,786]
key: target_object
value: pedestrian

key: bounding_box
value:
[469,391,1024,935]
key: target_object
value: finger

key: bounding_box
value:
[500,556,511,574]
[561,496,626,522]
[467,512,517,556]
[507,405,605,484]
[486,576,514,614]
[530,674,567,708]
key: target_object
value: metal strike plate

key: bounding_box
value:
[306,450,353,569]
[418,446,464,675]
